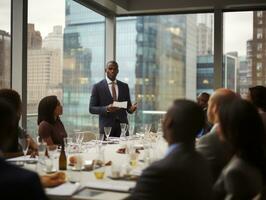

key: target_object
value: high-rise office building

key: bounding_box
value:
[197,53,238,94]
[238,56,250,95]
[135,15,197,124]
[28,23,42,49]
[247,11,266,86]
[27,24,63,133]
[197,14,213,56]
[63,0,96,132]
[0,30,10,88]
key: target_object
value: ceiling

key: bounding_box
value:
[76,0,266,16]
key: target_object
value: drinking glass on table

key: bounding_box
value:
[93,146,105,180]
[120,123,128,138]
[143,124,152,135]
[64,137,72,154]
[76,132,84,152]
[47,145,58,170]
[96,134,105,144]
[128,125,135,139]
[19,137,29,160]
[37,141,47,163]
[104,127,112,141]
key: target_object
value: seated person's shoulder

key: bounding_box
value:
[39,121,52,129]
[0,158,39,182]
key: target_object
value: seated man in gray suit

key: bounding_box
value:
[196,88,238,183]
[130,100,212,200]
[89,61,137,137]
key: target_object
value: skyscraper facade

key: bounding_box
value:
[0,30,10,88]
[63,0,102,132]
[135,15,197,125]
[27,24,63,134]
[248,11,266,86]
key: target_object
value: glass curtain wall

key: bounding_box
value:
[0,0,11,88]
[27,0,105,136]
[224,11,266,97]
[116,14,214,130]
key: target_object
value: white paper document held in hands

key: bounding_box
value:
[112,101,128,109]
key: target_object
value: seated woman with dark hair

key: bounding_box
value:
[0,89,37,157]
[38,95,67,145]
[214,99,266,199]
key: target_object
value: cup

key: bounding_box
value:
[111,163,121,178]
[93,146,105,180]
[73,154,83,170]
[45,158,54,173]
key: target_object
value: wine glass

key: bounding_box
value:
[144,124,152,135]
[104,127,112,141]
[19,137,29,160]
[128,125,135,138]
[64,137,73,154]
[96,134,105,144]
[120,123,128,138]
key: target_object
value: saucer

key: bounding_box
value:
[71,166,85,171]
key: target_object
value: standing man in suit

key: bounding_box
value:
[89,61,137,137]
[130,100,212,200]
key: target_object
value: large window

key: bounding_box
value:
[27,0,105,136]
[116,14,214,129]
[224,11,266,96]
[0,0,11,88]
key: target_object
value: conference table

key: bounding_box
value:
[12,135,167,200]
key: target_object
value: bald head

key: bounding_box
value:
[207,88,238,124]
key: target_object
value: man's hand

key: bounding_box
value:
[106,104,120,112]
[129,102,137,113]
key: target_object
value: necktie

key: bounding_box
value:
[111,81,117,101]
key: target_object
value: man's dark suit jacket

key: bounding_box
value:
[0,158,47,199]
[130,144,212,200]
[89,79,133,136]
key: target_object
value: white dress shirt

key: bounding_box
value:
[106,76,119,99]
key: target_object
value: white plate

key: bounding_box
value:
[71,166,85,171]
[43,168,57,174]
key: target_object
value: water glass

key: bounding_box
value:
[104,127,112,141]
[120,123,128,137]
[128,125,135,139]
[38,142,47,161]
[19,137,29,159]
[93,146,105,180]
[64,137,73,154]
[111,163,121,178]
[143,124,152,135]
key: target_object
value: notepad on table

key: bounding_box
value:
[46,182,81,196]
[85,180,135,192]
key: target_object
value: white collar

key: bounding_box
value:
[106,76,117,84]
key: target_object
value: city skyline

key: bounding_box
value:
[0,1,254,56]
